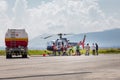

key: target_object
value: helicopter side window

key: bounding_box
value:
[57,42,61,46]
[62,40,67,46]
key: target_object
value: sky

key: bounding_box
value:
[0,0,120,47]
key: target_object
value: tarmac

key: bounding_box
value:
[0,54,120,80]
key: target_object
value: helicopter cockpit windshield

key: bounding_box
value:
[47,41,55,46]
[47,41,55,50]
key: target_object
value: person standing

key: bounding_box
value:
[52,43,57,56]
[64,45,68,56]
[68,46,74,56]
[61,42,67,56]
[85,43,90,56]
[95,43,99,55]
[76,44,81,56]
[57,43,61,56]
[92,43,96,55]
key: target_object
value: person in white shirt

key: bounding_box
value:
[85,43,90,56]
[92,43,96,55]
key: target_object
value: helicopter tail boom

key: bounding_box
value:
[79,35,86,49]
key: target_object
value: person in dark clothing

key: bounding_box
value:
[63,45,68,56]
[57,43,61,56]
[95,43,99,55]
[76,44,81,56]
[52,43,57,56]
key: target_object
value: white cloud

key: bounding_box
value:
[12,0,28,28]
[0,0,8,12]
[11,0,120,36]
[26,0,120,35]
[0,0,12,46]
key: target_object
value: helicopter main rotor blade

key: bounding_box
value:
[44,35,53,39]
[57,33,73,36]
[41,33,74,39]
[63,33,73,35]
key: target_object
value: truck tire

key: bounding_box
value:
[24,54,27,58]
[22,54,24,58]
[6,54,9,59]
[6,53,12,59]
[22,53,27,58]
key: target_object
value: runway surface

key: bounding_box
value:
[0,54,120,80]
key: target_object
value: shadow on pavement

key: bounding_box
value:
[0,72,92,80]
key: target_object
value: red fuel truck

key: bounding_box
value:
[5,29,28,58]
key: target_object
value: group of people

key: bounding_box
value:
[85,43,99,56]
[52,42,68,56]
[52,42,99,56]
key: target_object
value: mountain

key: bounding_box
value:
[73,29,120,48]
[29,28,120,49]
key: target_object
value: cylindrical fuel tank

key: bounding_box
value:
[5,29,28,48]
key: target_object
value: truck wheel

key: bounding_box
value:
[24,54,27,58]
[22,54,27,58]
[6,54,9,59]
[6,54,12,59]
[22,54,24,58]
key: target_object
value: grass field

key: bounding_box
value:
[98,48,120,54]
[0,48,120,56]
[0,50,5,55]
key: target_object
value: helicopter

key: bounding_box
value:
[42,33,86,52]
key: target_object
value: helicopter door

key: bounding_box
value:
[56,40,62,51]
